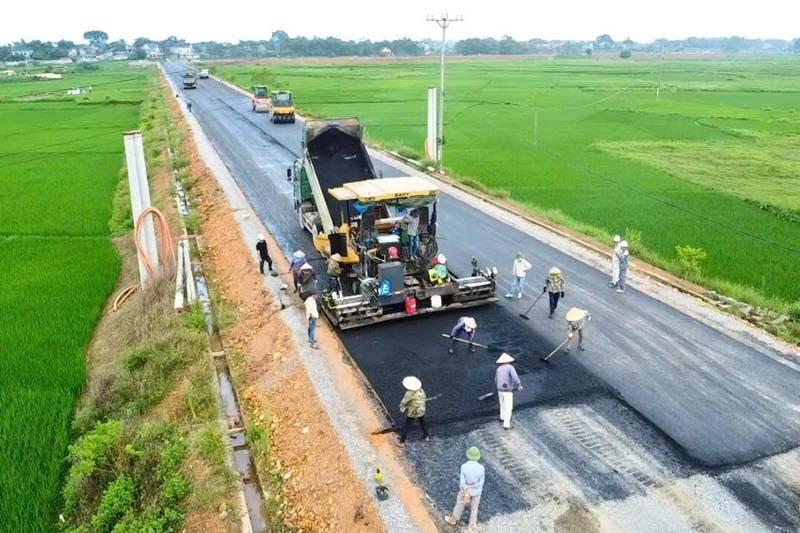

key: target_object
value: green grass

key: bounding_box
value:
[0,62,147,531]
[216,57,800,302]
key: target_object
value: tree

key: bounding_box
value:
[130,48,147,60]
[793,38,800,53]
[498,35,524,55]
[133,37,151,48]
[272,30,289,56]
[108,39,128,52]
[83,30,109,46]
[585,48,593,56]
[595,34,614,49]
[57,40,75,51]
[619,49,632,58]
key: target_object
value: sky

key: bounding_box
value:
[2,0,798,46]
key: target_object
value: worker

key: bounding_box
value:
[186,100,192,113]
[304,293,319,349]
[449,317,477,354]
[289,250,306,291]
[444,447,485,530]
[495,353,523,430]
[297,263,317,299]
[543,266,566,319]
[617,241,630,294]
[397,376,429,445]
[506,252,532,299]
[402,209,421,258]
[327,253,343,293]
[564,307,591,352]
[256,233,273,275]
[609,235,622,288]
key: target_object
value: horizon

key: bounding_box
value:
[3,0,798,47]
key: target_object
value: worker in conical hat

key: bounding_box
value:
[397,376,429,445]
[564,307,591,353]
[297,263,316,298]
[543,266,565,319]
[448,317,477,354]
[290,250,307,291]
[609,235,622,288]
[616,241,630,293]
[327,253,343,293]
[494,353,523,429]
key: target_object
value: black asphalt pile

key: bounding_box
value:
[340,305,608,430]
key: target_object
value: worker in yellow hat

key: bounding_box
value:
[564,307,591,352]
[543,266,565,319]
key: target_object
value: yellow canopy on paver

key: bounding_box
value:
[328,176,440,205]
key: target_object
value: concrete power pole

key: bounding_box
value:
[427,13,462,173]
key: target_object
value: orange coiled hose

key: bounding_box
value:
[112,209,177,312]
[134,207,176,274]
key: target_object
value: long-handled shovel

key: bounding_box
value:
[540,335,572,363]
[440,334,489,349]
[519,291,546,320]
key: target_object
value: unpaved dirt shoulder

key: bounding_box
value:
[175,92,438,531]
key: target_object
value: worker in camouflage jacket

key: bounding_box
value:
[543,266,566,319]
[397,376,429,444]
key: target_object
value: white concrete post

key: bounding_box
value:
[426,87,437,162]
[123,131,159,287]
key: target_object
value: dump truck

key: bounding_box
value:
[288,118,497,329]
[198,68,209,79]
[251,85,270,112]
[269,90,295,123]
[182,71,197,89]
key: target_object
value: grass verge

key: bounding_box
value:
[58,75,237,533]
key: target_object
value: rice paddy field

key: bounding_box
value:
[216,57,800,302]
[0,62,147,530]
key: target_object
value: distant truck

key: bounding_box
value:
[182,72,197,89]
[198,68,209,79]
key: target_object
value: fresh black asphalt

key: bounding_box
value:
[166,63,800,472]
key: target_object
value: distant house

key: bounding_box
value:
[379,47,393,57]
[170,45,198,59]
[12,48,33,59]
[36,73,63,80]
[142,43,163,59]
[1,69,16,76]
[142,43,164,59]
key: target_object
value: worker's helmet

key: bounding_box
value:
[387,246,399,259]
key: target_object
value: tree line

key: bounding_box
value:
[2,30,799,62]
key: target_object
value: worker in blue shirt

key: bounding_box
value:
[445,446,485,529]
[448,317,477,354]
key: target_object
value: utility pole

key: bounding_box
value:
[427,13,462,173]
